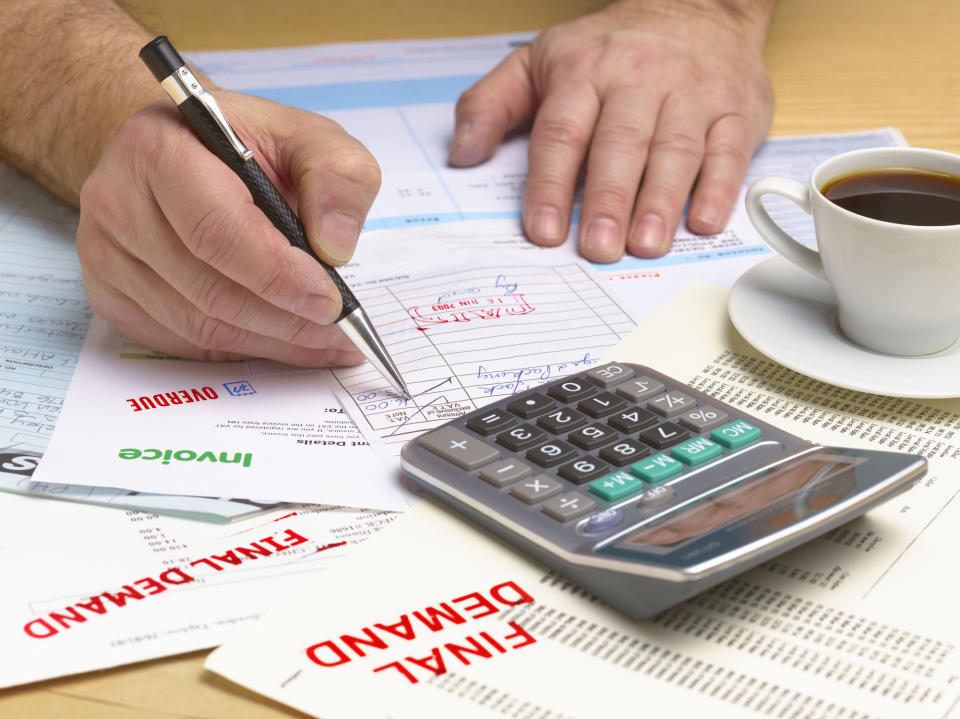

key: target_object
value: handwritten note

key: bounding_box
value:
[327,261,637,455]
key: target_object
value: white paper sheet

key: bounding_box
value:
[33,316,411,508]
[205,283,960,719]
[0,165,293,521]
[191,35,905,276]
[608,282,960,611]
[325,250,638,458]
[0,489,398,688]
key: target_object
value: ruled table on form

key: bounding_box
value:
[328,263,637,454]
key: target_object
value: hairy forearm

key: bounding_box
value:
[0,0,157,205]
[609,0,776,55]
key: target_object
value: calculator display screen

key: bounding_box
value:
[616,453,862,550]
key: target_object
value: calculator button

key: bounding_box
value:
[711,420,763,449]
[648,392,697,418]
[478,459,532,488]
[580,508,624,534]
[584,363,634,388]
[607,407,657,434]
[466,409,516,436]
[637,484,675,509]
[547,377,596,403]
[671,437,723,466]
[557,456,609,484]
[631,453,683,483]
[638,422,689,449]
[589,470,646,502]
[510,475,563,504]
[599,438,650,466]
[677,406,728,433]
[496,424,547,451]
[578,391,627,418]
[568,423,620,450]
[420,427,500,470]
[542,492,596,522]
[507,394,556,419]
[526,440,577,467]
[537,407,587,434]
[615,376,665,402]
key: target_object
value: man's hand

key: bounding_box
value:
[77,91,381,365]
[449,0,775,261]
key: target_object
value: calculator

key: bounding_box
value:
[400,362,927,619]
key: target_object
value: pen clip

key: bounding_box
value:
[161,66,254,161]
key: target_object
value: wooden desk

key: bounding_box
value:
[3,0,958,716]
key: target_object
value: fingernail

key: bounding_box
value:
[694,201,724,231]
[319,211,360,265]
[531,206,563,243]
[449,122,479,166]
[631,214,666,254]
[583,218,622,261]
[301,294,339,324]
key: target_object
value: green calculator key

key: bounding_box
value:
[671,437,722,465]
[711,420,762,449]
[630,453,683,483]
[589,470,645,501]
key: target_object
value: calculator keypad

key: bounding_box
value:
[411,362,780,535]
[507,394,555,418]
[496,424,546,451]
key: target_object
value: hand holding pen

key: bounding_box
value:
[75,35,400,386]
[136,37,407,394]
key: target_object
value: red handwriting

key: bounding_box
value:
[126,386,219,412]
[304,580,535,683]
[408,295,535,325]
[607,271,661,281]
[22,528,311,639]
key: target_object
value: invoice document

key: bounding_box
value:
[0,165,292,521]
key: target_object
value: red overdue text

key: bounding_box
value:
[23,528,312,639]
[127,386,219,412]
[306,580,536,684]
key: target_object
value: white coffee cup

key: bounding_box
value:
[745,146,960,356]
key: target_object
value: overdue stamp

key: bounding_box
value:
[408,294,535,325]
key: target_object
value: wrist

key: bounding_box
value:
[607,0,775,56]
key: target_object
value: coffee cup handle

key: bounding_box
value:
[745,176,826,279]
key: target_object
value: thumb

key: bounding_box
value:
[250,98,381,267]
[449,46,536,167]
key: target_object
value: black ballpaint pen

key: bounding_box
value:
[139,36,410,398]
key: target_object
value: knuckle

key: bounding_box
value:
[323,146,382,193]
[593,119,652,153]
[535,117,589,153]
[188,313,243,352]
[584,176,636,211]
[186,205,240,266]
[193,273,244,322]
[555,47,601,78]
[455,85,488,114]
[704,139,750,169]
[250,261,291,306]
[651,129,703,164]
[286,316,324,347]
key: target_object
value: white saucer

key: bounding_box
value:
[728,256,960,398]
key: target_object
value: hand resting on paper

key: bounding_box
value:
[450,0,776,262]
[0,0,378,367]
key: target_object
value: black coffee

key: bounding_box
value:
[821,167,960,226]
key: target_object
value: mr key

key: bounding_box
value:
[401,362,926,618]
